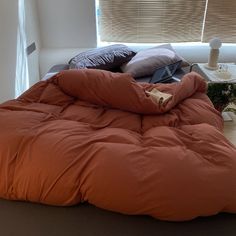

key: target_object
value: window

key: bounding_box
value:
[97,0,236,44]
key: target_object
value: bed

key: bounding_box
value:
[0,67,236,221]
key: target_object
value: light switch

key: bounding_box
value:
[26,42,36,56]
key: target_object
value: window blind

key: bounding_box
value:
[99,0,206,43]
[202,0,236,43]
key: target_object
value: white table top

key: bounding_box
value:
[197,63,236,83]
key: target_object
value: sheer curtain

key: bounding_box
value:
[15,0,29,98]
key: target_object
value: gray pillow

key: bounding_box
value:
[69,44,136,71]
[121,44,189,78]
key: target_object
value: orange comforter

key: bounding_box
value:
[0,69,235,221]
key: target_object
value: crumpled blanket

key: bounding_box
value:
[0,69,235,221]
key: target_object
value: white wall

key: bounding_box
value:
[25,0,41,86]
[0,0,41,102]
[37,0,97,49]
[0,0,18,102]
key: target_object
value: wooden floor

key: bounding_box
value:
[223,112,236,146]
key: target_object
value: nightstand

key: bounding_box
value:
[190,63,236,83]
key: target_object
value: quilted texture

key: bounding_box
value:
[0,69,235,221]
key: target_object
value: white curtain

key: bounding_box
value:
[15,0,29,98]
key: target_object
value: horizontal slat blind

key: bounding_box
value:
[99,0,206,43]
[202,0,236,43]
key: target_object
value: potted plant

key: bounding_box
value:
[207,83,236,113]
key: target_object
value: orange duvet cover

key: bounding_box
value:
[0,69,235,221]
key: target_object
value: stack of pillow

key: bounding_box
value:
[68,44,189,79]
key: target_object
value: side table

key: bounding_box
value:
[190,63,236,83]
[190,63,236,122]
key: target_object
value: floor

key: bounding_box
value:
[223,112,236,146]
[0,199,236,236]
